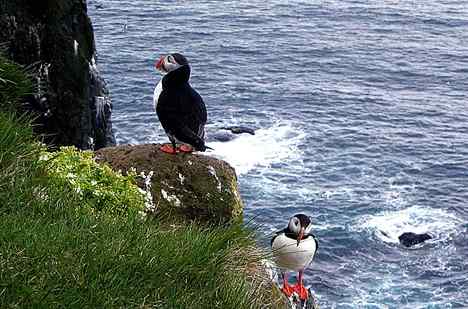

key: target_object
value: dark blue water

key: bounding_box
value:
[88,1,468,307]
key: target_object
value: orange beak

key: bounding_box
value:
[155,56,165,70]
[297,227,304,246]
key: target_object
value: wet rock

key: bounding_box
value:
[221,126,256,135]
[398,232,432,247]
[210,131,235,142]
[209,126,256,142]
[0,0,115,149]
[95,144,243,224]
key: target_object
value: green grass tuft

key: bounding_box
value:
[0,206,269,308]
[0,55,32,113]
[0,113,43,214]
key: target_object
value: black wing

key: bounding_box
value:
[156,84,208,151]
[184,87,207,138]
[310,233,319,251]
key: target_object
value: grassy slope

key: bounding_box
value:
[1,199,263,308]
[0,56,273,308]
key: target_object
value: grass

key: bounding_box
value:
[0,56,276,308]
[0,205,269,308]
[0,56,32,113]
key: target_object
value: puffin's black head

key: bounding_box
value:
[171,53,188,66]
[287,214,313,246]
[155,53,189,73]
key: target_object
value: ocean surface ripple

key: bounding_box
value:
[89,1,468,307]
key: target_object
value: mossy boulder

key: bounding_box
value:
[95,144,243,224]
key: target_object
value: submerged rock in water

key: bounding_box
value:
[0,0,115,149]
[221,126,256,135]
[95,144,243,224]
[398,232,432,247]
[209,126,256,142]
[210,131,235,142]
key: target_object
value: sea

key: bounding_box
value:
[88,1,468,307]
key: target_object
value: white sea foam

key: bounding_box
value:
[355,205,463,244]
[206,123,306,175]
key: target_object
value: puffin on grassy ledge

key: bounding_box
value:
[271,214,319,301]
[153,53,209,154]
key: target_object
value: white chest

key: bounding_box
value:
[153,79,163,110]
[271,234,317,272]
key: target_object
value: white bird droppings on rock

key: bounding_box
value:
[208,166,222,192]
[178,173,185,184]
[73,40,79,56]
[161,189,181,207]
[140,171,155,212]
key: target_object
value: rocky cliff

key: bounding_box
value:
[0,0,115,149]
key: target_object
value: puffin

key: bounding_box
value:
[271,214,319,300]
[153,53,209,154]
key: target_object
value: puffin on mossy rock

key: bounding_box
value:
[153,53,209,154]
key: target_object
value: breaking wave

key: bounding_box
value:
[355,205,463,245]
[207,122,306,175]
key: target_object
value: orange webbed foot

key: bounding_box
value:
[293,283,308,300]
[160,144,177,154]
[178,144,194,153]
[281,283,295,298]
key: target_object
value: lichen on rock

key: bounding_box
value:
[95,144,244,224]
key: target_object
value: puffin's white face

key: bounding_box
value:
[288,216,302,234]
[288,214,313,245]
[155,54,182,74]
